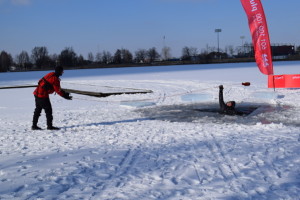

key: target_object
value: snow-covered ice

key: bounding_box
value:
[0,61,299,199]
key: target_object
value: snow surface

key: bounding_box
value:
[0,61,299,200]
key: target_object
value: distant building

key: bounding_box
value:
[271,44,295,56]
[239,44,295,59]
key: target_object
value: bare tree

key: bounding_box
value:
[88,52,94,62]
[190,47,198,57]
[296,46,300,55]
[206,45,217,53]
[181,47,189,60]
[95,52,102,63]
[77,54,85,66]
[113,49,122,64]
[113,49,133,64]
[101,51,112,64]
[182,46,198,61]
[135,49,147,63]
[147,47,160,63]
[121,49,133,63]
[50,54,59,66]
[0,51,13,72]
[31,46,50,69]
[225,45,234,56]
[59,47,77,67]
[16,51,30,70]
[161,46,172,61]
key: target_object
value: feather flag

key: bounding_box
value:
[241,0,273,75]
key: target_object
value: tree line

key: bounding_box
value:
[1,44,300,72]
[0,46,163,72]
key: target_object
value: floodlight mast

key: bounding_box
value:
[215,29,222,57]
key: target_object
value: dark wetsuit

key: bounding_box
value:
[219,88,243,116]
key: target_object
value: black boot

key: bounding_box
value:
[32,112,41,130]
[32,125,42,130]
[47,126,60,130]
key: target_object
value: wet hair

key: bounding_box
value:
[227,101,236,108]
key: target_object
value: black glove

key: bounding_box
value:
[63,91,72,100]
[219,85,224,90]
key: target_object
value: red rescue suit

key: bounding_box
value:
[33,72,65,98]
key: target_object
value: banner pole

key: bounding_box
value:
[272,75,276,92]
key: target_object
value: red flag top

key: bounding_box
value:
[241,0,273,75]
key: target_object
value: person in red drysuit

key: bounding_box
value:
[32,66,72,130]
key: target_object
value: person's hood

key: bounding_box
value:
[229,101,236,108]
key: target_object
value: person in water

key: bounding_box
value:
[219,85,243,116]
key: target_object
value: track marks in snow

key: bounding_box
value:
[201,130,249,197]
[94,147,141,198]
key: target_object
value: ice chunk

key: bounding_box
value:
[120,101,156,108]
[181,93,213,102]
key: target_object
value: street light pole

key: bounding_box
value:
[215,29,222,58]
[240,36,245,55]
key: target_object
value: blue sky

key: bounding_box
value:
[0,0,299,58]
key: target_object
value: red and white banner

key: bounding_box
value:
[241,0,273,75]
[268,74,300,88]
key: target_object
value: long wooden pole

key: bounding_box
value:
[0,85,37,89]
[0,85,152,98]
